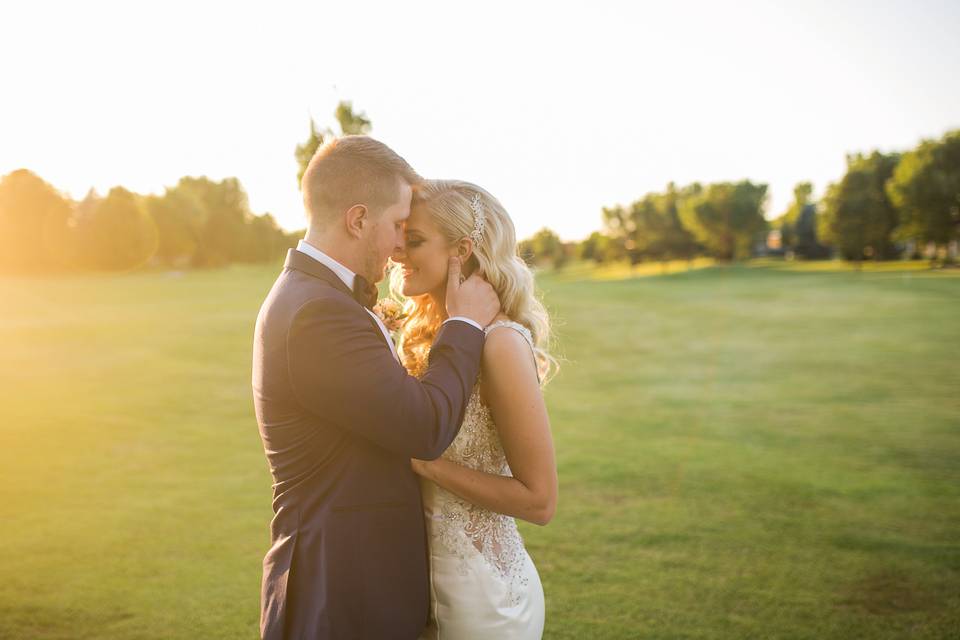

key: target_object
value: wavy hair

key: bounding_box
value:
[388,179,558,385]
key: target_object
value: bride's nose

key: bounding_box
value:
[392,246,407,263]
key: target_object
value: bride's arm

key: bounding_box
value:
[411,328,558,526]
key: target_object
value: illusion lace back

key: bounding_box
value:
[418,319,545,639]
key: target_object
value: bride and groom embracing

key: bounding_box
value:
[252,136,558,639]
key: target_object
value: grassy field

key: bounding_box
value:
[1,259,958,639]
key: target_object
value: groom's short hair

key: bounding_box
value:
[301,135,421,229]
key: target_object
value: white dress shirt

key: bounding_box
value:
[295,241,482,363]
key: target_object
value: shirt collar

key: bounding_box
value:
[296,240,356,291]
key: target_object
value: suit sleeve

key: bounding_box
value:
[287,295,484,459]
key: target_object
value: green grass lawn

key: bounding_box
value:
[1,259,958,639]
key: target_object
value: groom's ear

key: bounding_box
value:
[344,204,368,239]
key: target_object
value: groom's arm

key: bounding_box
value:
[287,294,484,459]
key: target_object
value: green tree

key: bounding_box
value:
[886,129,960,265]
[774,182,827,259]
[335,101,372,136]
[142,187,205,267]
[601,184,702,268]
[518,237,535,265]
[296,100,373,188]
[677,180,768,261]
[295,118,330,187]
[176,177,253,267]
[578,231,611,264]
[819,151,901,264]
[525,227,568,269]
[793,202,829,259]
[73,187,158,271]
[642,183,701,265]
[246,213,290,263]
[773,182,812,251]
[628,195,663,262]
[601,205,636,265]
[0,169,73,273]
[772,212,795,251]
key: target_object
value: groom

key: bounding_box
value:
[252,136,501,639]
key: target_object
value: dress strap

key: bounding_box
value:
[483,320,540,384]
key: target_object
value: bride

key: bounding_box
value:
[388,180,559,639]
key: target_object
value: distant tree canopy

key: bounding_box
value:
[0,100,388,275]
[4,117,957,276]
[0,169,297,274]
[178,176,254,267]
[72,186,158,271]
[773,182,811,250]
[573,128,958,269]
[533,127,958,270]
[519,227,570,270]
[335,101,372,136]
[886,129,960,260]
[582,179,768,269]
[642,184,699,262]
[772,182,829,259]
[602,183,702,265]
[820,151,901,262]
[0,169,72,273]
[295,119,327,188]
[143,186,204,268]
[678,180,768,261]
[295,100,373,188]
[578,230,616,264]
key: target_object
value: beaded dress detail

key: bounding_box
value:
[416,319,543,613]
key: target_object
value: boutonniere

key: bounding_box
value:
[372,298,407,333]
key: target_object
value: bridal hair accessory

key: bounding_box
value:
[469,192,485,245]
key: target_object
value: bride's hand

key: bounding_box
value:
[410,458,433,478]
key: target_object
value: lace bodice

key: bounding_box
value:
[419,319,539,605]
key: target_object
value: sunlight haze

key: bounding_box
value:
[1,0,958,241]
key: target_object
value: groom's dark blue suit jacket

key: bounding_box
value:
[252,249,484,640]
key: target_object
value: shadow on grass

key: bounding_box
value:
[836,570,942,615]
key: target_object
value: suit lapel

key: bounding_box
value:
[284,249,353,297]
[283,249,396,357]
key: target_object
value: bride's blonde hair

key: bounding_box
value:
[388,179,558,384]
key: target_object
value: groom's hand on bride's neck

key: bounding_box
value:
[445,257,501,328]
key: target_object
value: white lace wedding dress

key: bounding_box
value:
[417,320,545,640]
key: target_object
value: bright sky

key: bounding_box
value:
[2,0,958,241]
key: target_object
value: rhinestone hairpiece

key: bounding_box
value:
[469,193,485,245]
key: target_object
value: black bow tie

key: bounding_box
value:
[352,274,378,309]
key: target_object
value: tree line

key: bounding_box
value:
[2,108,955,275]
[0,101,373,275]
[0,170,301,273]
[521,129,960,269]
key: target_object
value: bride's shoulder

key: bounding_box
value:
[483,315,529,342]
[487,313,513,326]
[479,319,540,405]
[481,318,535,367]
